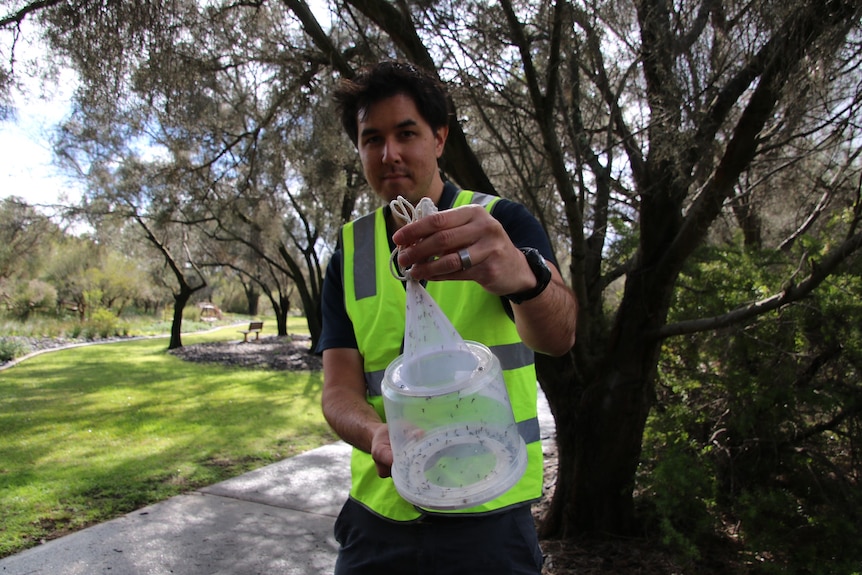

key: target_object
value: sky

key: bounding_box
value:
[0,23,82,211]
[0,81,80,208]
[1,3,333,213]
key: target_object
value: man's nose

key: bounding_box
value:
[382,138,402,164]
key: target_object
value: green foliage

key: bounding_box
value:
[0,311,236,341]
[82,289,103,318]
[736,484,862,575]
[647,241,862,571]
[68,322,83,338]
[182,304,202,322]
[7,279,57,320]
[0,337,29,362]
[82,307,126,339]
[639,412,718,561]
[0,197,60,282]
[218,282,253,314]
[0,316,65,338]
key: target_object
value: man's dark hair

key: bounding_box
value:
[334,61,451,146]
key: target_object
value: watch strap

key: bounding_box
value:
[504,247,552,304]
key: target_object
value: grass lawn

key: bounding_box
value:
[0,320,336,558]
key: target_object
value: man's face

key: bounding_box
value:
[356,93,448,206]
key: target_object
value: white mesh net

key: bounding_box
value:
[389,196,471,368]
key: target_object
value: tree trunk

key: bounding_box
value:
[277,244,323,348]
[537,351,655,537]
[568,341,655,536]
[275,294,290,336]
[535,352,581,538]
[168,287,192,350]
[245,283,260,316]
[302,288,322,348]
[539,257,676,537]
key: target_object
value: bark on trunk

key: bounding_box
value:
[274,294,290,336]
[538,270,672,538]
[168,288,192,350]
[245,285,260,317]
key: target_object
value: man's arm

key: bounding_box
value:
[508,260,577,356]
[321,347,394,477]
[392,204,577,356]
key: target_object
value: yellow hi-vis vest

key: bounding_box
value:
[340,189,543,521]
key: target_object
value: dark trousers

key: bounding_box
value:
[333,498,544,575]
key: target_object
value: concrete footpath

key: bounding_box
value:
[0,391,554,575]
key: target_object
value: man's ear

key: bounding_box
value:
[434,125,449,158]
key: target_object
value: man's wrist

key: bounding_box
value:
[504,248,552,304]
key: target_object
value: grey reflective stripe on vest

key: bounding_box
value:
[493,342,535,371]
[353,214,377,300]
[518,416,541,444]
[469,191,498,208]
[365,369,386,396]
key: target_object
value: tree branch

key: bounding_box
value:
[664,0,862,279]
[656,230,862,338]
[0,0,62,28]
[790,400,862,446]
[281,0,353,75]
[340,0,496,194]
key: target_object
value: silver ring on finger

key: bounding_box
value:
[458,248,473,271]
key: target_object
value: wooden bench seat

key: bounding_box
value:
[238,321,264,343]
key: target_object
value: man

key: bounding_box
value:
[317,60,577,574]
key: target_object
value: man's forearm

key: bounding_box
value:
[512,271,578,357]
[322,389,383,454]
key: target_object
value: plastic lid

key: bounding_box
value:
[383,341,496,397]
[390,423,527,511]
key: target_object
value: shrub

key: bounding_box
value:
[83,308,123,339]
[654,243,862,571]
[0,337,30,362]
[182,305,202,322]
[8,280,57,321]
[639,415,718,561]
[68,323,83,338]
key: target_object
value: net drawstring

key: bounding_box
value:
[389,195,437,281]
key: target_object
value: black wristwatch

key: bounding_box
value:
[504,248,552,304]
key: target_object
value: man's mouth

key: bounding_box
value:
[383,171,410,181]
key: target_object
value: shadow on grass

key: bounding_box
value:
[0,335,334,558]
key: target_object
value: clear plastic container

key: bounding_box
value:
[382,341,527,510]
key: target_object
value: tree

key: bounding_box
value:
[403,0,862,538]
[133,208,209,350]
[4,0,861,553]
[41,0,366,346]
[42,234,101,319]
[61,140,211,349]
[0,197,60,306]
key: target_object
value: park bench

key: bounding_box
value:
[238,321,264,343]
